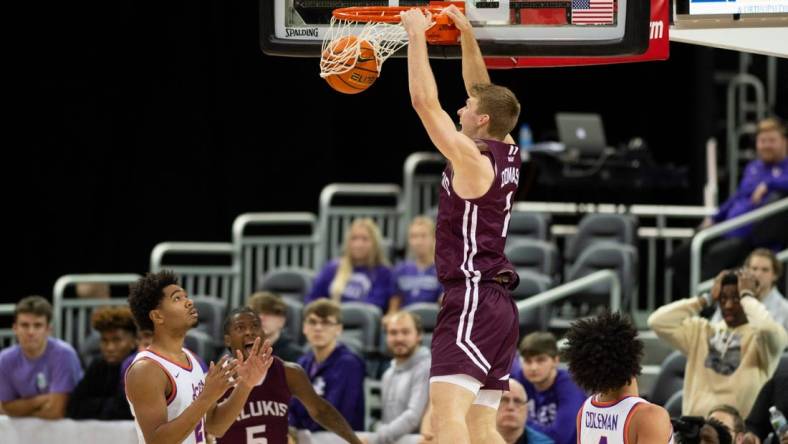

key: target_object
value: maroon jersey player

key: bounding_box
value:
[216,307,361,444]
[401,5,523,444]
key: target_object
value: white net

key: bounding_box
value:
[319,16,410,78]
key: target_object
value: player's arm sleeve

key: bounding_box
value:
[370,362,431,444]
[647,298,707,355]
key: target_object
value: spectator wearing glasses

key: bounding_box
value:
[497,379,555,444]
[289,299,365,432]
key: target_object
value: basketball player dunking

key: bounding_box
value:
[126,271,274,444]
[563,312,674,444]
[401,6,522,444]
[217,307,362,444]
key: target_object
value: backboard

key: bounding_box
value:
[260,0,651,58]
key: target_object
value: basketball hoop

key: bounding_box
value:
[319,2,464,79]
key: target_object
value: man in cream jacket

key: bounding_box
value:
[648,270,787,417]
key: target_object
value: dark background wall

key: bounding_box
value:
[5,0,786,302]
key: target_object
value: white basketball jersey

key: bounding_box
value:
[126,348,207,444]
[578,395,674,444]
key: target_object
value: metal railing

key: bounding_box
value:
[401,152,445,246]
[516,269,622,314]
[52,274,141,348]
[0,303,15,348]
[690,197,788,294]
[726,73,766,197]
[317,183,403,267]
[232,212,318,304]
[514,202,714,310]
[150,242,240,308]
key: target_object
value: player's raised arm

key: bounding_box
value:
[443,5,515,145]
[402,8,491,181]
[442,5,490,94]
[207,337,274,438]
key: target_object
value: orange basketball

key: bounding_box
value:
[323,36,379,94]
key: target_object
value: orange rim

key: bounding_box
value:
[332,6,444,23]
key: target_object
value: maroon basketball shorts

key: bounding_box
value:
[430,280,519,391]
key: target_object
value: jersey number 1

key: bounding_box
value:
[501,191,513,237]
[246,425,268,444]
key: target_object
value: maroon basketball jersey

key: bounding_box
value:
[216,357,291,444]
[435,139,521,288]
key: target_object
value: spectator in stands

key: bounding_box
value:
[708,405,746,444]
[219,307,361,444]
[0,296,83,419]
[497,379,554,444]
[744,357,788,444]
[385,217,443,326]
[67,306,136,419]
[247,291,303,362]
[648,270,788,417]
[509,332,586,444]
[711,249,788,332]
[76,282,111,299]
[670,117,788,298]
[305,218,394,312]
[290,299,365,431]
[361,311,431,444]
[700,417,735,444]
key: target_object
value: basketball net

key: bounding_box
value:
[319,17,410,79]
[320,3,462,79]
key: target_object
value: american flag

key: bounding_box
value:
[571,0,615,25]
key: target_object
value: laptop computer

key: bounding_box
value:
[556,113,608,156]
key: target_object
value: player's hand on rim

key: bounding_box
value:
[442,4,471,33]
[400,8,433,35]
[203,355,240,401]
[234,336,274,389]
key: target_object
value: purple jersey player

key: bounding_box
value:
[402,6,523,444]
[217,307,362,444]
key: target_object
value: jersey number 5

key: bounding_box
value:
[246,425,268,444]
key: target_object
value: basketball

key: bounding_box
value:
[323,36,379,94]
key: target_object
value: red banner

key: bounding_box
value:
[485,0,668,69]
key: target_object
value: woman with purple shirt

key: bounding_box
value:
[386,217,443,324]
[305,218,393,312]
